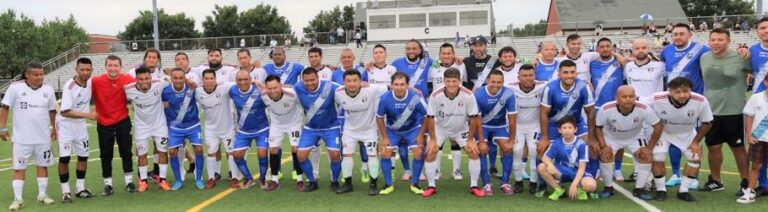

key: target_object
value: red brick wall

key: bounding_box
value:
[545,0,562,36]
[88,35,120,54]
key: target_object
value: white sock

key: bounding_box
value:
[680,176,693,193]
[655,177,667,191]
[104,178,113,186]
[342,156,354,178]
[311,148,321,178]
[451,150,462,172]
[368,154,380,179]
[469,159,480,187]
[528,143,538,183]
[426,160,438,187]
[159,164,168,179]
[600,162,614,187]
[361,162,369,173]
[215,156,222,174]
[206,156,217,180]
[436,149,443,174]
[124,173,133,185]
[228,156,240,179]
[37,178,48,198]
[61,182,71,194]
[12,180,23,200]
[391,155,397,168]
[513,149,524,182]
[635,163,652,189]
[139,166,148,180]
[75,179,85,192]
[153,153,159,164]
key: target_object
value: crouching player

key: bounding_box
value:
[537,116,596,200]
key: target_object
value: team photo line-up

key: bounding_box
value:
[6,17,768,211]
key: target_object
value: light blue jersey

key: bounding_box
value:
[331,65,368,84]
[545,137,589,169]
[474,86,517,128]
[230,84,269,134]
[750,43,768,93]
[376,89,428,133]
[535,59,560,82]
[263,62,305,85]
[294,80,340,130]
[541,79,593,138]
[161,85,200,130]
[589,57,624,108]
[392,57,433,99]
[660,42,709,93]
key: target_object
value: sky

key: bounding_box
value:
[0,0,547,36]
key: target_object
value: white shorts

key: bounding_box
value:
[652,135,699,161]
[437,128,469,148]
[269,126,301,148]
[605,137,645,155]
[515,126,541,151]
[204,130,235,154]
[135,136,168,155]
[56,121,89,157]
[341,133,378,155]
[13,143,53,170]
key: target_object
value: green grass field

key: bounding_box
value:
[1,111,768,212]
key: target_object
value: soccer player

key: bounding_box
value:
[162,68,205,190]
[264,46,305,85]
[428,43,467,180]
[590,38,625,112]
[195,69,239,189]
[334,70,387,195]
[535,42,560,82]
[471,70,516,196]
[1,62,57,210]
[307,47,335,81]
[376,72,430,195]
[191,49,238,85]
[367,44,396,87]
[649,77,713,202]
[739,74,768,203]
[293,67,343,192]
[496,46,523,87]
[124,66,172,192]
[537,116,597,201]
[56,58,97,202]
[127,48,164,80]
[463,36,500,89]
[234,48,268,83]
[263,75,304,191]
[747,16,768,195]
[555,34,600,82]
[509,64,547,194]
[229,70,271,190]
[92,55,137,195]
[595,86,663,200]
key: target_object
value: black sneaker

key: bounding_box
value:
[513,181,523,194]
[61,193,72,203]
[655,191,667,201]
[330,182,340,193]
[632,188,653,200]
[701,175,724,192]
[75,189,95,198]
[125,183,138,193]
[102,185,114,196]
[626,172,637,182]
[600,186,615,198]
[490,167,500,178]
[677,192,696,202]
[529,182,538,194]
[304,182,319,192]
[368,178,379,196]
[736,178,748,196]
[336,179,353,194]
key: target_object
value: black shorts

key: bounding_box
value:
[705,115,744,147]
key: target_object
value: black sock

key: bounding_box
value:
[76,170,86,179]
[152,163,160,174]
[270,153,281,176]
[59,173,69,183]
[292,152,303,175]
[188,163,195,172]
[370,177,377,186]
[344,177,352,184]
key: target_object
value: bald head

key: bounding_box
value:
[616,85,637,109]
[632,38,650,60]
[616,85,635,97]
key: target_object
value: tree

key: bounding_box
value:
[678,0,754,17]
[302,5,355,44]
[118,9,198,41]
[202,5,240,37]
[513,20,547,37]
[239,4,292,35]
[202,4,292,48]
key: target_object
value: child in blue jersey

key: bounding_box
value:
[229,70,271,189]
[376,72,431,195]
[537,116,597,200]
[263,47,305,85]
[293,67,343,192]
[162,68,204,190]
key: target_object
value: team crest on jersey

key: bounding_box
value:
[438,111,445,119]
[687,109,695,117]
[757,106,763,111]
[633,117,640,123]
[283,102,290,108]
[21,92,26,97]
[458,101,464,107]
[362,97,368,103]
[43,93,48,99]
[686,52,695,59]
[661,110,667,115]
[20,102,27,109]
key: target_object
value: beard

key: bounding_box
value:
[209,61,222,70]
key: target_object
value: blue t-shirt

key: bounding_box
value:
[589,58,624,108]
[474,86,517,127]
[294,80,340,129]
[541,79,594,126]
[545,137,589,168]
[331,65,369,84]
[161,85,200,130]
[263,62,305,85]
[392,57,433,99]
[376,89,428,133]
[750,43,768,93]
[230,84,269,134]
[660,42,709,93]
[535,59,560,82]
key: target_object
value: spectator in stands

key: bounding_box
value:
[689,20,697,32]
[285,38,292,50]
[595,24,603,36]
[491,32,497,46]
[700,21,709,32]
[270,38,278,48]
[455,32,461,47]
[713,21,722,30]
[240,38,246,48]
[465,34,471,47]
[662,37,670,46]
[741,20,750,32]
[665,22,674,35]
[537,41,543,53]
[337,27,344,44]
[649,22,658,35]
[589,39,597,52]
[329,27,336,45]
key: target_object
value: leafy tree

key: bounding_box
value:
[118,9,198,41]
[202,5,240,37]
[302,5,355,44]
[513,20,547,37]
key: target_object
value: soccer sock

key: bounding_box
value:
[513,148,524,182]
[12,180,23,200]
[528,143,539,183]
[104,178,113,186]
[600,162,614,187]
[451,150,462,172]
[632,157,640,174]
[206,156,217,180]
[426,160,438,187]
[359,143,369,163]
[331,159,342,183]
[759,163,768,186]
[124,173,133,185]
[399,147,410,171]
[139,166,148,180]
[299,160,315,182]
[235,158,253,181]
[342,156,354,178]
[381,157,393,186]
[669,145,682,176]
[275,149,282,175]
[59,172,70,194]
[654,175,667,191]
[228,156,240,179]
[310,148,321,178]
[291,152,302,175]
[195,154,204,181]
[368,155,380,179]
[479,154,490,185]
[411,158,424,186]
[488,142,498,170]
[635,164,652,189]
[436,149,443,174]
[159,164,168,179]
[614,155,623,171]
[680,175,694,193]
[178,147,186,174]
[153,163,160,175]
[170,156,182,182]
[37,177,48,197]
[153,153,159,174]
[258,157,269,182]
[501,153,513,184]
[469,159,481,187]
[269,153,281,180]
[76,179,85,193]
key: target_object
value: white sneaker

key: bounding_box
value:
[452,169,463,180]
[737,189,756,204]
[8,199,23,211]
[401,170,412,181]
[37,195,54,205]
[614,170,625,181]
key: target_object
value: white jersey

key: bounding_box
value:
[556,52,599,81]
[428,63,467,90]
[190,65,238,85]
[496,63,523,87]
[510,81,547,129]
[367,64,397,86]
[744,91,768,142]
[624,60,666,102]
[650,92,714,141]
[427,86,479,133]
[1,82,56,144]
[125,80,169,139]
[57,78,92,126]
[334,84,388,138]
[262,87,303,129]
[231,67,268,83]
[196,83,236,138]
[597,101,660,141]
[127,66,164,80]
[316,66,335,81]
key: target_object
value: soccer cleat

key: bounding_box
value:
[230,178,240,189]
[277,171,283,179]
[490,167,500,178]
[158,180,171,191]
[205,178,216,189]
[655,191,667,201]
[401,170,412,181]
[368,184,379,196]
[336,179,353,194]
[737,189,756,204]
[8,200,23,211]
[452,169,463,180]
[625,172,636,182]
[483,184,494,196]
[304,182,319,192]
[522,171,530,181]
[103,185,114,196]
[422,187,437,197]
[633,188,653,201]
[149,172,161,185]
[240,179,256,189]
[75,189,95,198]
[125,183,138,193]
[361,167,370,183]
[296,181,305,192]
[469,187,485,197]
[61,193,72,203]
[588,192,600,199]
[37,195,54,205]
[260,179,268,189]
[513,181,523,194]
[138,180,149,193]
[577,188,588,200]
[291,171,298,181]
[701,175,724,192]
[534,190,546,198]
[264,181,280,192]
[379,185,395,195]
[615,170,625,182]
[171,181,184,191]
[599,186,615,198]
[677,192,696,202]
[410,185,424,194]
[330,182,341,193]
[666,174,681,187]
[500,184,513,195]
[195,179,205,190]
[736,179,748,196]
[548,188,565,200]
[529,182,538,194]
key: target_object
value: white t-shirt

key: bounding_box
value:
[191,65,238,85]
[650,91,714,141]
[1,82,56,144]
[196,83,236,138]
[556,52,599,82]
[262,87,303,129]
[317,66,335,81]
[624,60,666,102]
[125,80,169,139]
[367,64,397,87]
[509,81,547,129]
[127,67,164,80]
[744,92,768,142]
[231,67,268,84]
[597,100,660,141]
[495,63,523,87]
[427,86,479,133]
[334,84,388,138]
[57,78,92,126]
[428,63,467,90]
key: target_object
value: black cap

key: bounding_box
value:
[471,36,488,45]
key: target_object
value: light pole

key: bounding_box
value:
[152,0,161,67]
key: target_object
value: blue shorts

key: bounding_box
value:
[234,128,269,151]
[483,126,509,143]
[298,127,341,151]
[169,126,203,149]
[556,163,593,182]
[547,119,588,140]
[386,128,420,150]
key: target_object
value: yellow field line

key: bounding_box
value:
[187,156,292,212]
